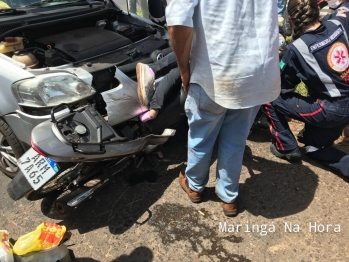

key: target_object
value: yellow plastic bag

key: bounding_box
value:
[13,222,66,256]
[0,230,14,262]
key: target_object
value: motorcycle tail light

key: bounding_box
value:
[30,138,48,157]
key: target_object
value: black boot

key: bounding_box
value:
[270,144,302,162]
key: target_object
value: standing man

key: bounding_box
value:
[166,0,281,217]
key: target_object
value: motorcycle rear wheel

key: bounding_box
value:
[27,163,96,200]
[39,168,74,194]
[27,166,76,201]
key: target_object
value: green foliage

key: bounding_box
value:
[295,82,308,97]
[285,35,292,44]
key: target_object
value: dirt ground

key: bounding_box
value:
[1,121,349,262]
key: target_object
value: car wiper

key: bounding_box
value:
[0,8,26,15]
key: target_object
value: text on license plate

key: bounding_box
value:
[17,148,59,191]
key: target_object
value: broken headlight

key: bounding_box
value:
[12,73,96,107]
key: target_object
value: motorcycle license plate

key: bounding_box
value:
[17,148,59,190]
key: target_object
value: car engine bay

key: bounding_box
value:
[0,5,169,85]
[0,4,170,116]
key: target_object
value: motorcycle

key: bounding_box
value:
[7,66,186,216]
[0,0,170,179]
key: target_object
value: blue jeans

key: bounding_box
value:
[185,84,260,203]
[278,0,286,15]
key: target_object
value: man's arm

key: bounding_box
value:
[165,0,198,92]
[168,26,193,93]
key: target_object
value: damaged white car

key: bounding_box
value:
[0,0,171,178]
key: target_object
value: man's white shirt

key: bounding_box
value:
[166,0,281,109]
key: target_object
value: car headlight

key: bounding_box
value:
[12,73,96,107]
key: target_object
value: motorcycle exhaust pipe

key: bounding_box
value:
[59,158,131,211]
[54,188,87,214]
[67,179,109,208]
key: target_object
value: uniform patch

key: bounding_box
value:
[327,42,349,72]
[280,60,286,71]
[309,26,343,53]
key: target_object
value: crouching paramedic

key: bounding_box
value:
[264,0,349,176]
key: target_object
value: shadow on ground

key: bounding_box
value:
[239,145,318,218]
[195,144,319,218]
[73,246,153,262]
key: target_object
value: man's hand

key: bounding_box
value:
[168,26,193,93]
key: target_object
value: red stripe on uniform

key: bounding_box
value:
[299,101,325,117]
[274,131,285,151]
[264,104,285,151]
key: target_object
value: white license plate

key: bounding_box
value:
[17,148,59,190]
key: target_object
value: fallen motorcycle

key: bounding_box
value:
[7,67,186,216]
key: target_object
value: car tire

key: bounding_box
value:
[0,117,25,179]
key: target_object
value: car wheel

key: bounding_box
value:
[0,118,25,179]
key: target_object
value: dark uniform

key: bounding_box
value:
[264,12,349,176]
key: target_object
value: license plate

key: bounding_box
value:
[17,148,59,190]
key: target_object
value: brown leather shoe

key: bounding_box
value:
[179,170,203,203]
[221,200,238,217]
